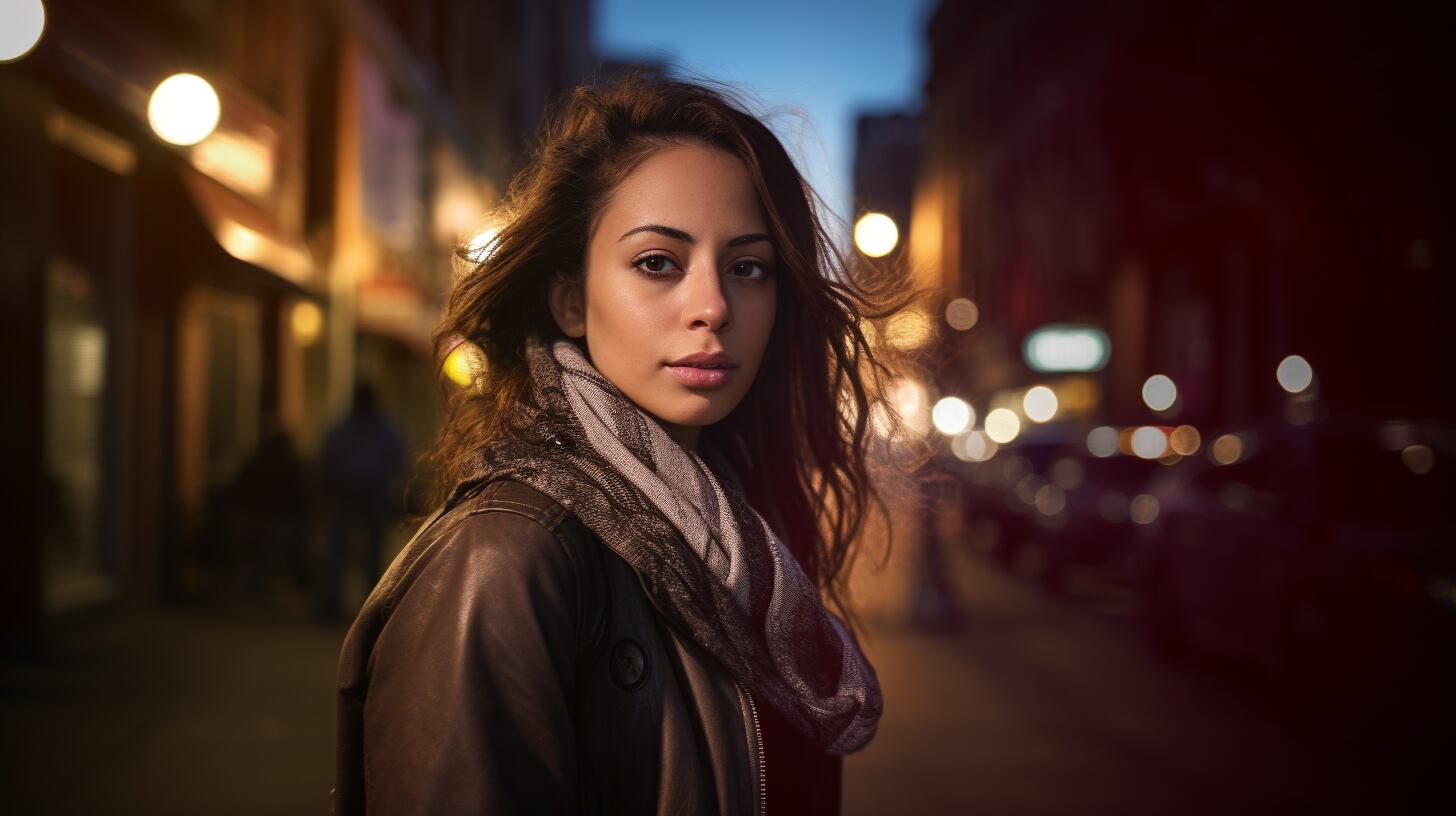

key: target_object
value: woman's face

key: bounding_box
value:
[550,140,778,450]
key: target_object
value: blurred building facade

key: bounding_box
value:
[913,0,1450,432]
[0,0,591,651]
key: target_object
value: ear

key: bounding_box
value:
[548,272,587,338]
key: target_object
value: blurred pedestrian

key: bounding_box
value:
[316,381,405,622]
[230,417,311,599]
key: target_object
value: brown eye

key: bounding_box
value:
[730,260,771,280]
[633,253,679,277]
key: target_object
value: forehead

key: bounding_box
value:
[596,142,766,235]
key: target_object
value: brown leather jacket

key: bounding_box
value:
[332,478,771,814]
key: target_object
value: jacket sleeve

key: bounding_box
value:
[361,509,585,814]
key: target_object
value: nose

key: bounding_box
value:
[684,268,731,332]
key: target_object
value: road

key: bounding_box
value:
[0,544,1424,814]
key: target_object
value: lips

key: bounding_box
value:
[668,351,738,368]
[665,351,738,389]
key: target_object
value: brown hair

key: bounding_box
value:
[420,72,924,634]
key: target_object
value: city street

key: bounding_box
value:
[1,543,1410,815]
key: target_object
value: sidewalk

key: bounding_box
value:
[0,594,345,816]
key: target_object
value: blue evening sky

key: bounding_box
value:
[593,0,937,232]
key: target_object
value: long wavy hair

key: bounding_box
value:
[419,73,923,634]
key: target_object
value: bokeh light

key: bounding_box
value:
[1022,385,1058,423]
[984,408,1022,443]
[945,297,979,331]
[1034,484,1067,516]
[1130,493,1161,525]
[1168,425,1201,456]
[932,396,973,435]
[1210,433,1244,465]
[951,429,998,462]
[443,338,486,387]
[1141,374,1177,412]
[148,73,221,145]
[290,301,322,346]
[1131,425,1169,459]
[1086,425,1120,458]
[0,0,45,63]
[1276,354,1314,393]
[1402,444,1435,475]
[1050,457,1084,490]
[853,212,899,257]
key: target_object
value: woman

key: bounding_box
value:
[333,73,914,815]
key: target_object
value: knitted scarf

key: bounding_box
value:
[450,334,882,755]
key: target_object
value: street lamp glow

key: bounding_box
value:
[1131,425,1169,459]
[148,73,220,145]
[931,397,973,435]
[1276,354,1314,394]
[1141,374,1177,412]
[1022,386,1058,423]
[984,408,1022,444]
[952,429,998,462]
[853,212,899,258]
[0,0,45,63]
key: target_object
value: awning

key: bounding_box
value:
[178,164,321,294]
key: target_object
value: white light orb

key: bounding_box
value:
[984,408,1022,444]
[1086,425,1120,458]
[1131,425,1169,459]
[0,0,45,63]
[148,73,221,145]
[1141,374,1178,412]
[1276,354,1314,394]
[853,212,899,258]
[1022,386,1058,423]
[932,397,973,435]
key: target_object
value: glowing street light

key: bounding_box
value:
[984,408,1021,444]
[148,73,220,145]
[1141,374,1177,412]
[1276,354,1314,393]
[931,397,973,435]
[1022,386,1058,423]
[853,212,899,258]
[0,0,45,63]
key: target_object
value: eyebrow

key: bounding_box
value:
[618,224,773,248]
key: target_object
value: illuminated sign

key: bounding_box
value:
[1022,324,1110,372]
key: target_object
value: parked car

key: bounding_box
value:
[1136,416,1456,730]
[1035,449,1163,590]
[956,425,1079,565]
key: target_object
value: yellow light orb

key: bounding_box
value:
[1168,424,1201,456]
[984,408,1021,444]
[853,212,899,258]
[0,0,45,63]
[290,300,322,346]
[1210,433,1244,465]
[148,73,221,146]
[1402,444,1435,475]
[443,339,486,387]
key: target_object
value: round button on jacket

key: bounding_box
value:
[609,638,649,690]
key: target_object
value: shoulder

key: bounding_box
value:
[339,480,609,692]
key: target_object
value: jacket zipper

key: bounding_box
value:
[740,681,767,816]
